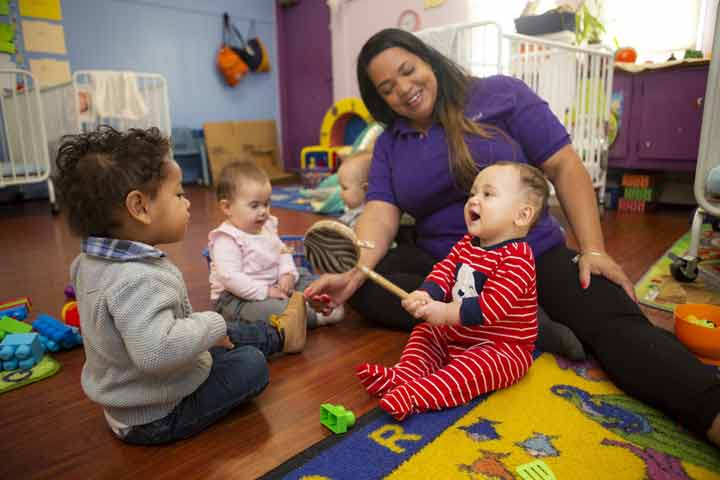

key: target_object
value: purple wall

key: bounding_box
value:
[276,2,333,171]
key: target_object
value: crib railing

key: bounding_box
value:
[0,69,54,209]
[73,70,171,136]
[417,21,614,201]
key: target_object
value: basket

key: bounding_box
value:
[281,235,313,272]
[202,237,313,273]
[514,11,576,36]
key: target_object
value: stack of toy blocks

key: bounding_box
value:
[0,332,44,371]
[0,297,32,321]
[0,313,83,371]
[618,174,655,213]
[32,314,83,352]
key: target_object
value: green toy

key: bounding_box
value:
[516,459,556,480]
[0,316,32,341]
[686,315,716,329]
[320,403,355,434]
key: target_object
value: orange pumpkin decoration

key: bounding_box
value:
[615,47,637,63]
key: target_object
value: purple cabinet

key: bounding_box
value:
[609,64,708,171]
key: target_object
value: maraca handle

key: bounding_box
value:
[357,264,409,300]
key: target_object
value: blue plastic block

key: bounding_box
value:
[32,314,82,350]
[38,335,59,352]
[0,333,44,371]
[0,305,29,321]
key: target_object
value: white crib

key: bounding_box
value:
[0,69,54,210]
[668,7,720,283]
[0,70,172,212]
[416,21,614,201]
[72,70,171,136]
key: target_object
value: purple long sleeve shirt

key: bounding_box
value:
[366,75,568,261]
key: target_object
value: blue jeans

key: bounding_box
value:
[121,322,282,445]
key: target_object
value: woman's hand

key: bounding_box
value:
[401,290,432,317]
[277,273,295,296]
[304,270,362,315]
[577,251,636,302]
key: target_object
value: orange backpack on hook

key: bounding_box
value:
[217,13,249,87]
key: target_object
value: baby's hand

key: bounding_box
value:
[278,274,295,296]
[268,286,289,299]
[402,290,432,318]
[215,335,235,350]
[417,301,460,326]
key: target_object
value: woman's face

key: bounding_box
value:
[367,47,437,130]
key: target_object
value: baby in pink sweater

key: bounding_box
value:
[209,161,343,328]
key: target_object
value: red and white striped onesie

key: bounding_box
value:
[357,235,538,420]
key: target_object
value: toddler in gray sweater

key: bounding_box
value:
[54,126,306,445]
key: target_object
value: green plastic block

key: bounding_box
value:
[320,403,355,434]
[0,315,32,341]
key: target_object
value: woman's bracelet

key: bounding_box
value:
[572,250,606,263]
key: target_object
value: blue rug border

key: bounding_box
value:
[258,407,386,480]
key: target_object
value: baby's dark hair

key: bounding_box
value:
[54,125,171,237]
[215,161,269,202]
[492,161,550,228]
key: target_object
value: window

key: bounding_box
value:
[469,0,711,62]
[604,0,702,62]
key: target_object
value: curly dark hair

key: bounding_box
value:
[54,125,171,237]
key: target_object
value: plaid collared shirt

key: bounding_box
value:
[82,236,166,262]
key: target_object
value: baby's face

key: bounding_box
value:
[140,160,191,245]
[464,165,527,246]
[224,179,272,234]
[338,167,366,209]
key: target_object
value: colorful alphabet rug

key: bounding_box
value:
[636,225,720,312]
[261,353,720,479]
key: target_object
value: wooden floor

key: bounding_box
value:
[0,185,691,479]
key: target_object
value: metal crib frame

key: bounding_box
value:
[669,7,720,282]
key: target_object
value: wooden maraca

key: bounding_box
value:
[303,219,409,299]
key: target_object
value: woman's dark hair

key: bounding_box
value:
[357,28,499,191]
[54,125,171,237]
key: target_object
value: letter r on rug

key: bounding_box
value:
[368,424,423,454]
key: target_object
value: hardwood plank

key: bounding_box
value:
[0,187,691,479]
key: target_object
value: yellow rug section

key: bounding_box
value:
[387,354,720,480]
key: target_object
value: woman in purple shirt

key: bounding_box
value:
[305,28,720,446]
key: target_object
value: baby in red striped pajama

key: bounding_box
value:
[357,162,550,420]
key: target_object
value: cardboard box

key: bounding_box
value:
[202,120,295,184]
